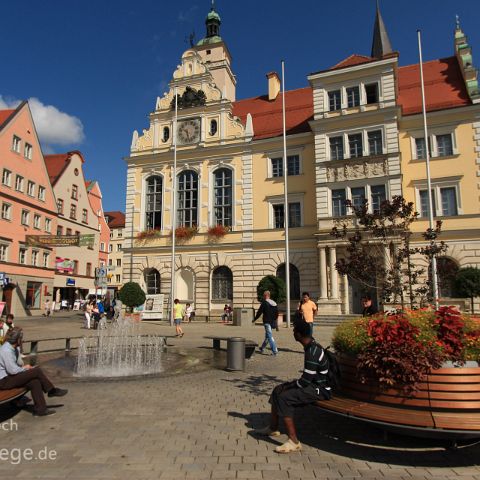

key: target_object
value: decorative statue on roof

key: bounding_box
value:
[171,86,207,110]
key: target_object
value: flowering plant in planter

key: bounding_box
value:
[332,306,480,392]
[136,229,159,240]
[175,225,198,241]
[207,224,230,240]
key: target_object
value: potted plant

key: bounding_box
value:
[118,282,146,322]
[175,225,198,242]
[332,306,480,401]
[207,224,230,241]
[256,275,287,326]
[136,229,159,241]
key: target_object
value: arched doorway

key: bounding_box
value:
[212,266,233,302]
[276,263,300,301]
[144,269,161,294]
[437,257,459,298]
[176,268,194,302]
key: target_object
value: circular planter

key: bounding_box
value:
[338,354,480,410]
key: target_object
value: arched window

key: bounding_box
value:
[177,170,198,227]
[437,257,459,298]
[144,269,160,294]
[276,263,300,300]
[145,176,162,230]
[209,119,218,136]
[212,266,233,301]
[213,168,232,227]
[163,126,170,142]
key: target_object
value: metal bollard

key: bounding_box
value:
[226,337,246,371]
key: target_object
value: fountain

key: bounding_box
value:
[75,322,166,378]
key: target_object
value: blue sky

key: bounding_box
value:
[1,0,478,212]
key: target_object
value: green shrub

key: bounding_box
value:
[118,282,146,312]
[256,275,286,304]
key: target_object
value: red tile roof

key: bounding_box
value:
[0,109,15,128]
[44,151,85,185]
[232,87,313,140]
[105,211,125,228]
[331,54,375,70]
[398,56,470,115]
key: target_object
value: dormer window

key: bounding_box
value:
[346,86,360,108]
[163,126,170,142]
[328,90,341,111]
[209,119,218,136]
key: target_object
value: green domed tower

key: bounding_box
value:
[197,0,222,46]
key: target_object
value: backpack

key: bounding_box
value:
[323,346,341,390]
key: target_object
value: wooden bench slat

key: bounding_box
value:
[432,412,480,430]
[0,388,28,405]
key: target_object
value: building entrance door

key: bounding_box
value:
[348,277,377,314]
[2,285,14,315]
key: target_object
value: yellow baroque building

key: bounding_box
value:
[123,4,480,316]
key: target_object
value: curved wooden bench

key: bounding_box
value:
[0,388,28,405]
[315,355,480,440]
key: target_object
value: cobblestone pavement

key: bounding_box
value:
[1,315,480,479]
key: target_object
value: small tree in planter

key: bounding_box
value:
[454,267,480,314]
[118,282,146,314]
[256,275,286,304]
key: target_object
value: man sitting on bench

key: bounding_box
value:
[255,320,331,453]
[0,327,68,417]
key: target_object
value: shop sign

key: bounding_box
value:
[66,278,76,287]
[56,257,75,273]
[27,235,80,247]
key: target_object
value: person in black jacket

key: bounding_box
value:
[254,320,331,453]
[253,290,279,355]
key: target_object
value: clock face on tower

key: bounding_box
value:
[177,118,201,145]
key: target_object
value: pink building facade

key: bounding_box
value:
[0,102,58,316]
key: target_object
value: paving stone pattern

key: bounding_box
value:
[1,314,480,479]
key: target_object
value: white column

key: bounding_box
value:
[319,247,328,299]
[343,275,349,314]
[329,246,339,299]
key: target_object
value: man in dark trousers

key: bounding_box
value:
[0,328,68,416]
[255,320,331,453]
[253,290,279,355]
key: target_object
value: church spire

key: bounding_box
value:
[371,0,393,58]
[197,0,222,45]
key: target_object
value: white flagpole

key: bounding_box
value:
[417,30,439,309]
[281,60,291,328]
[170,87,178,326]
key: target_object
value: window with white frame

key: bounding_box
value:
[0,244,8,262]
[45,218,51,233]
[371,185,387,212]
[21,209,29,226]
[108,259,113,266]
[213,168,233,227]
[330,136,344,161]
[117,244,122,252]
[24,143,32,159]
[270,154,301,177]
[417,182,460,218]
[31,250,39,266]
[350,187,366,210]
[12,135,21,153]
[116,258,122,267]
[413,132,456,159]
[346,86,360,108]
[57,198,64,214]
[1,203,11,220]
[70,204,76,220]
[71,184,78,200]
[348,133,363,158]
[145,175,163,230]
[177,170,198,228]
[100,242,105,252]
[332,189,347,217]
[272,202,302,229]
[27,181,35,197]
[2,169,11,186]
[116,274,121,283]
[118,229,123,238]
[82,208,88,223]
[43,252,49,268]
[368,130,383,155]
[15,175,24,192]
[38,186,46,201]
[108,244,113,253]
[332,184,387,217]
[33,214,41,229]
[328,90,341,111]
[365,83,379,104]
[19,248,27,264]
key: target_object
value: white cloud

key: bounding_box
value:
[0,95,84,146]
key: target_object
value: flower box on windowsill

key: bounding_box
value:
[136,229,160,240]
[207,225,231,241]
[175,226,198,242]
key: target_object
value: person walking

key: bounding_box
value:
[299,292,317,337]
[84,301,93,329]
[254,320,331,453]
[253,291,279,355]
[173,299,184,337]
[43,299,51,317]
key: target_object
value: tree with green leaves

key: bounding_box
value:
[330,195,447,309]
[118,282,146,312]
[257,275,286,304]
[454,267,480,314]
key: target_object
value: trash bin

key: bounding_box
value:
[233,307,254,326]
[227,337,246,371]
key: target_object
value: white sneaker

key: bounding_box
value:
[275,438,302,453]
